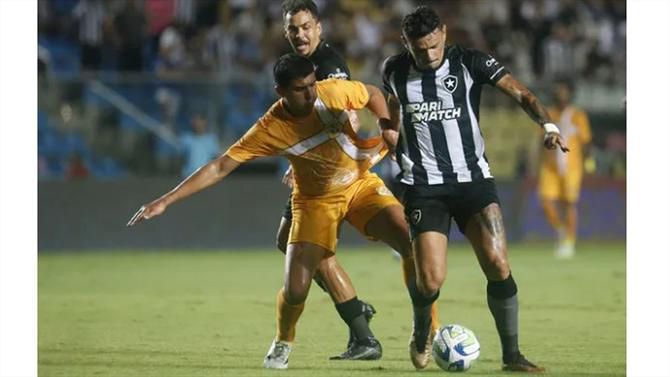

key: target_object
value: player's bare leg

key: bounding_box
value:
[316,256,356,303]
[276,242,326,344]
[366,205,443,369]
[408,231,447,369]
[365,205,440,328]
[564,202,577,242]
[276,215,377,358]
[464,203,544,373]
[265,241,328,369]
[540,198,565,239]
[277,216,329,290]
[558,200,578,258]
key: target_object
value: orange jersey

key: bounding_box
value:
[541,106,591,175]
[225,79,387,197]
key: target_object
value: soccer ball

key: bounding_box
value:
[432,324,480,372]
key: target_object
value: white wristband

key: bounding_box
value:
[543,123,560,134]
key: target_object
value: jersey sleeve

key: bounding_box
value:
[318,79,370,111]
[225,115,278,163]
[313,44,352,81]
[464,49,510,85]
[316,60,351,80]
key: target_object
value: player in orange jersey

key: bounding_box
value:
[276,0,376,358]
[128,53,434,369]
[538,79,592,258]
[276,1,439,360]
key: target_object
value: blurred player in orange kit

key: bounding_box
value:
[539,79,592,259]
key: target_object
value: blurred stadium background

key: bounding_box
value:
[37,0,625,250]
[36,1,626,375]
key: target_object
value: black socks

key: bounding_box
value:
[335,297,374,342]
[407,279,439,352]
[487,274,520,360]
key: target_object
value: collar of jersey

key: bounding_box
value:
[309,40,325,58]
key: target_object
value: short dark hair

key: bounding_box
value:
[273,53,315,87]
[401,5,441,40]
[553,77,575,93]
[281,0,319,20]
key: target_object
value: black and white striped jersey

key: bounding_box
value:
[310,41,351,81]
[382,44,509,189]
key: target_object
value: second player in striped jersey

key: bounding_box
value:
[276,0,439,362]
[275,0,374,360]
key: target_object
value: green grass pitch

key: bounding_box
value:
[38,242,625,376]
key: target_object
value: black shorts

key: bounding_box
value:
[387,176,406,202]
[402,179,500,240]
[282,196,293,220]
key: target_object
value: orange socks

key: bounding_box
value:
[275,288,305,343]
[430,300,440,333]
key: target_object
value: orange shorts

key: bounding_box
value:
[288,173,400,253]
[538,168,583,203]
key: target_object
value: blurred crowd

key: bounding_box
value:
[39,0,625,85]
[37,0,626,180]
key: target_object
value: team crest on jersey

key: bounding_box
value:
[410,209,422,225]
[443,74,458,94]
[325,123,342,138]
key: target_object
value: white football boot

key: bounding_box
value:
[555,239,575,259]
[263,339,291,369]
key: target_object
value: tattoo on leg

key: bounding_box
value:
[481,207,505,238]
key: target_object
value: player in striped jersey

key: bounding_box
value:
[380,6,568,372]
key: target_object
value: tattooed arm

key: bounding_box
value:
[496,74,569,152]
[496,74,551,125]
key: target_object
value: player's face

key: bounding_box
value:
[553,84,571,106]
[403,25,447,70]
[278,72,318,116]
[284,10,322,57]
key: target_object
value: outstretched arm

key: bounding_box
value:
[127,154,242,226]
[496,74,569,152]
